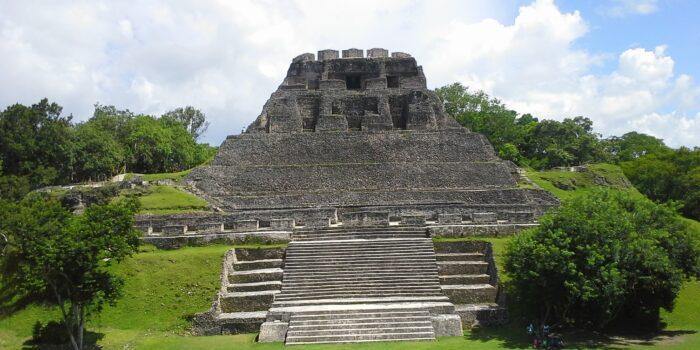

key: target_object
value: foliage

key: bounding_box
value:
[603,132,670,162]
[504,189,700,330]
[435,83,608,169]
[0,196,140,349]
[525,163,640,201]
[0,100,216,200]
[162,106,210,140]
[0,99,74,198]
[621,147,700,220]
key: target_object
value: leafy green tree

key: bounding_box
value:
[603,132,670,162]
[621,147,700,220]
[505,189,700,329]
[162,106,210,140]
[0,196,140,350]
[73,123,126,181]
[0,99,74,188]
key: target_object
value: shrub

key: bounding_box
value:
[504,189,700,330]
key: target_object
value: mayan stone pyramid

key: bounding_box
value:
[187,48,555,222]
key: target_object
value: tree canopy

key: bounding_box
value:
[0,100,217,200]
[504,189,700,329]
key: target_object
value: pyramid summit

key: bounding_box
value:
[186,48,556,218]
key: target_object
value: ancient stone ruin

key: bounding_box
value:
[138,48,557,344]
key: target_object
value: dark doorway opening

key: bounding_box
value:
[345,75,362,90]
[387,75,399,88]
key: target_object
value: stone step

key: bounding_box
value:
[454,303,508,327]
[435,253,484,261]
[291,319,432,328]
[282,266,438,274]
[267,301,457,317]
[439,274,491,285]
[228,268,283,283]
[282,272,440,280]
[290,239,431,246]
[437,261,489,275]
[285,332,436,345]
[281,285,441,293]
[232,259,283,270]
[294,234,428,241]
[280,279,441,288]
[275,291,444,301]
[285,306,436,345]
[287,325,435,337]
[287,245,433,252]
[284,255,436,262]
[220,290,279,313]
[291,310,429,320]
[273,296,450,307]
[228,280,282,292]
[294,228,426,234]
[441,284,498,304]
[282,276,440,284]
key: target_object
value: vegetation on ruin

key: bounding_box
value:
[134,185,209,214]
[0,99,216,201]
[524,163,642,200]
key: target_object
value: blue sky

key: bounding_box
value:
[0,0,698,147]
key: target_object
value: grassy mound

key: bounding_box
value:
[525,163,642,200]
[135,185,209,214]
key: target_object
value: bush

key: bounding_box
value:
[504,189,700,330]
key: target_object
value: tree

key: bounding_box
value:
[162,106,209,140]
[0,99,74,188]
[621,147,700,220]
[603,132,670,162]
[0,196,140,349]
[73,122,126,182]
[504,189,700,329]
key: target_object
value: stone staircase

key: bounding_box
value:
[434,241,507,327]
[274,238,447,307]
[267,237,457,344]
[285,308,436,345]
[292,226,428,241]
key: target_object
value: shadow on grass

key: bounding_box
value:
[21,321,105,350]
[467,322,696,349]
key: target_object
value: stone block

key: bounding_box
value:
[315,114,348,132]
[431,314,463,336]
[220,291,276,313]
[269,218,295,230]
[231,220,259,232]
[303,217,330,228]
[391,52,411,58]
[318,79,345,90]
[317,49,339,60]
[258,321,288,342]
[364,77,387,89]
[341,211,390,227]
[342,48,363,58]
[455,304,508,328]
[499,211,535,223]
[400,215,426,226]
[161,225,186,235]
[367,48,388,58]
[438,214,462,224]
[188,222,224,233]
[472,212,497,223]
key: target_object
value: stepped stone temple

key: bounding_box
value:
[137,48,558,345]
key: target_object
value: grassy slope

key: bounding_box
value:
[136,185,209,214]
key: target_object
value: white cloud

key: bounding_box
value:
[0,0,697,147]
[603,0,659,17]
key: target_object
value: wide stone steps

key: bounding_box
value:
[285,308,436,345]
[228,280,282,292]
[436,253,484,261]
[232,259,283,270]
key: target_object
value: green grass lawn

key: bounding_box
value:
[124,169,193,183]
[136,185,209,214]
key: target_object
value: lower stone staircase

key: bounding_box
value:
[285,308,436,345]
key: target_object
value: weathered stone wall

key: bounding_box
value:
[212,130,498,166]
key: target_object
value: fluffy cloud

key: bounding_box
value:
[0,0,697,147]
